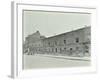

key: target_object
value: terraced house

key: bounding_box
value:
[23,26,91,57]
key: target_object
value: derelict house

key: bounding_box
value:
[23,26,91,57]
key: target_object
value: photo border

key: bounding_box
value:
[11,1,97,78]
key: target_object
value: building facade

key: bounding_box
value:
[23,26,91,57]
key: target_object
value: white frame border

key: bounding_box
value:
[11,1,97,79]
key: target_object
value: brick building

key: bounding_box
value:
[23,26,91,57]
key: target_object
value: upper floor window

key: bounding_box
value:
[48,42,50,46]
[76,47,79,50]
[76,38,79,43]
[85,45,89,49]
[64,47,66,51]
[70,48,72,51]
[64,40,66,44]
[55,41,57,45]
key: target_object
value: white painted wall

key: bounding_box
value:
[0,0,100,80]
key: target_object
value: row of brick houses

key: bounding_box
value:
[23,26,91,57]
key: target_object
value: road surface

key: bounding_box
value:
[23,54,90,69]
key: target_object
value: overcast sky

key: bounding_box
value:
[23,10,91,39]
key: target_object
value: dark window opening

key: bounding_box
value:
[85,45,89,49]
[85,50,89,53]
[76,38,79,43]
[64,40,66,44]
[52,48,54,52]
[64,47,66,51]
[55,48,57,52]
[70,48,72,51]
[48,42,50,46]
[70,48,73,55]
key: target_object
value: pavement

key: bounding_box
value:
[36,54,90,61]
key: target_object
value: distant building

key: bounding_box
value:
[23,26,91,57]
[23,31,45,55]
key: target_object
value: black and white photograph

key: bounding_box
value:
[0,0,99,80]
[23,10,91,69]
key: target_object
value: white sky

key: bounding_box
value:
[23,10,91,39]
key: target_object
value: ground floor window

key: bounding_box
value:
[55,48,57,52]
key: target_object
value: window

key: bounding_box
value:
[52,48,54,52]
[70,48,72,51]
[85,45,89,49]
[85,50,89,53]
[64,47,66,51]
[60,48,62,52]
[70,48,73,55]
[55,48,57,52]
[55,41,57,45]
[76,38,79,43]
[76,47,79,50]
[49,48,51,52]
[48,42,50,46]
[64,40,66,44]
